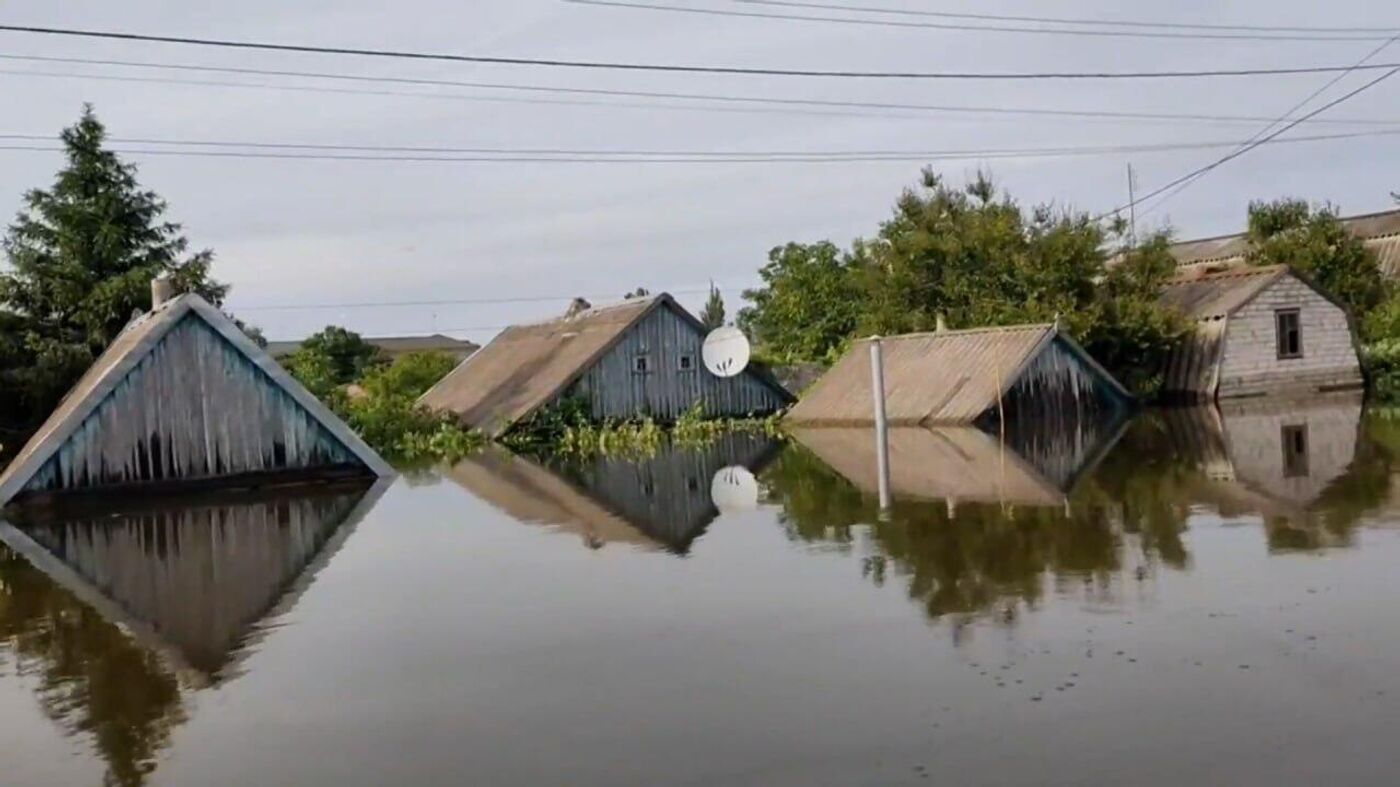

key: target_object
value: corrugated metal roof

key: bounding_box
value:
[1160,318,1229,402]
[786,323,1126,427]
[1157,265,1288,320]
[0,295,392,505]
[1168,208,1400,267]
[790,426,1066,507]
[1371,234,1400,277]
[417,296,663,437]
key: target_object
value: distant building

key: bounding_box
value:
[420,294,794,438]
[265,333,479,362]
[0,283,392,507]
[1167,207,1400,277]
[1157,265,1362,402]
[785,323,1131,433]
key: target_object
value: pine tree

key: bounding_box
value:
[700,281,726,330]
[0,105,229,422]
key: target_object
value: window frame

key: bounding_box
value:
[677,353,696,372]
[1281,423,1309,478]
[632,354,652,375]
[1275,308,1303,360]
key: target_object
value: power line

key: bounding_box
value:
[1103,64,1400,218]
[566,0,1397,42]
[1135,33,1400,218]
[4,128,1400,165]
[4,23,1400,79]
[735,0,1398,35]
[236,286,742,311]
[8,55,1400,128]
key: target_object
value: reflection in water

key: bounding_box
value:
[450,433,780,554]
[775,397,1382,627]
[0,480,384,785]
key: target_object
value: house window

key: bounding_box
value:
[633,355,651,374]
[1276,309,1303,359]
[678,354,696,372]
[1282,424,1309,478]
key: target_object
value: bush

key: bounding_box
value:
[1363,340,1400,404]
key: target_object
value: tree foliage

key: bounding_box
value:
[739,170,1190,394]
[1244,198,1386,320]
[0,106,231,425]
[285,326,384,388]
[699,281,726,330]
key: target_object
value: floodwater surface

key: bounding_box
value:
[3,398,1400,786]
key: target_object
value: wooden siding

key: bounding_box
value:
[21,315,362,497]
[1216,276,1362,399]
[567,304,789,421]
[985,338,1131,438]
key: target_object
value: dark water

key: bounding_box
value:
[4,396,1400,786]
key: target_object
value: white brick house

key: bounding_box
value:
[1158,265,1362,402]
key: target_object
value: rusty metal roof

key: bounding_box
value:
[1157,265,1288,320]
[790,426,1066,507]
[418,296,663,437]
[785,324,1127,427]
[1169,207,1400,267]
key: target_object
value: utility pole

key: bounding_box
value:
[1126,162,1139,247]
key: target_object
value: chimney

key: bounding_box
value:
[151,275,175,309]
[564,297,592,318]
[935,313,948,333]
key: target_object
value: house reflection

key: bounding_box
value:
[1161,394,1366,550]
[449,433,781,554]
[0,480,385,785]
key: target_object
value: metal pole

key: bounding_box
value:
[870,338,892,513]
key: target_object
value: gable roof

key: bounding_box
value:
[1157,264,1291,320]
[1169,208,1400,274]
[419,293,793,438]
[786,323,1130,427]
[0,294,392,506]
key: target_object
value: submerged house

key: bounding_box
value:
[1157,265,1362,402]
[1168,207,1400,278]
[449,432,779,554]
[0,282,392,507]
[420,294,794,438]
[785,323,1131,432]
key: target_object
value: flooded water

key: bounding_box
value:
[4,396,1400,785]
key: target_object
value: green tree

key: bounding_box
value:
[1244,198,1385,320]
[699,281,726,330]
[286,326,384,387]
[361,350,458,399]
[0,106,229,424]
[738,240,864,364]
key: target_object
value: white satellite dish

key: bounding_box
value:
[711,465,760,513]
[702,326,751,378]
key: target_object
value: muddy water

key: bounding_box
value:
[3,399,1400,786]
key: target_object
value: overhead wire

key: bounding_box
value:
[4,24,1400,79]
[6,54,1400,128]
[566,0,1400,42]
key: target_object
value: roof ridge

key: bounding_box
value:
[1165,264,1285,285]
[868,323,1053,341]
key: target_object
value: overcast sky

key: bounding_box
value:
[2,1,1398,341]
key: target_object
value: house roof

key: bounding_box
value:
[265,333,479,358]
[419,294,792,438]
[791,426,1069,507]
[0,294,393,506]
[1169,208,1400,274]
[1157,265,1290,320]
[785,323,1129,427]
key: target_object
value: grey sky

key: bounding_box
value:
[2,0,1397,342]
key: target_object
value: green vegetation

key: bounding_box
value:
[0,107,243,432]
[505,399,781,458]
[739,171,1191,396]
[699,281,727,330]
[284,329,483,463]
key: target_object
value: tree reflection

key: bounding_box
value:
[0,545,185,786]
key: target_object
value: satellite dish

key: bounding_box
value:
[702,326,751,378]
[711,466,759,513]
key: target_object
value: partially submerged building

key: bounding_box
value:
[785,323,1131,432]
[1168,207,1400,277]
[0,283,392,507]
[449,432,779,554]
[1157,265,1362,402]
[420,294,793,438]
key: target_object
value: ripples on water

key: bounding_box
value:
[3,395,1400,786]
